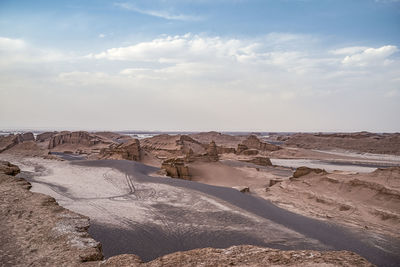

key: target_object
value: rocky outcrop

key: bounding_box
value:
[269,178,284,187]
[48,131,104,149]
[36,132,58,142]
[205,141,219,161]
[184,141,220,163]
[0,132,35,153]
[141,134,206,159]
[100,139,141,161]
[242,135,280,151]
[0,160,21,175]
[236,144,249,154]
[216,146,236,154]
[241,149,259,155]
[102,245,373,267]
[21,132,35,141]
[285,132,400,155]
[0,161,103,266]
[243,157,272,166]
[189,131,245,147]
[293,166,327,178]
[161,158,190,180]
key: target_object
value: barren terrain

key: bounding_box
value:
[1,131,400,266]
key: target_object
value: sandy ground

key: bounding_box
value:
[1,150,400,266]
[0,154,330,262]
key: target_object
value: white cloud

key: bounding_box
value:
[114,2,202,21]
[87,34,258,65]
[0,36,72,67]
[0,37,26,51]
[342,45,398,66]
[330,46,369,55]
[98,34,106,38]
[1,34,400,131]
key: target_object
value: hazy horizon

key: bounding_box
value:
[1,0,399,132]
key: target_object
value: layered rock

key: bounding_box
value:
[161,158,190,180]
[185,141,219,162]
[0,132,35,153]
[48,131,104,149]
[205,141,219,161]
[189,131,245,147]
[21,132,35,141]
[141,134,206,159]
[242,135,280,151]
[0,161,103,266]
[36,132,58,142]
[100,139,141,161]
[285,132,400,155]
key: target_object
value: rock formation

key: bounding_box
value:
[269,178,283,187]
[21,132,34,141]
[0,132,35,153]
[188,131,245,147]
[184,141,220,162]
[241,149,259,155]
[0,161,103,266]
[266,166,400,239]
[285,132,400,155]
[101,245,373,266]
[236,144,249,154]
[140,134,206,159]
[243,157,272,166]
[161,158,190,180]
[292,166,327,178]
[48,131,104,149]
[242,135,280,151]
[36,131,58,142]
[100,139,141,161]
[205,141,219,161]
[216,146,236,154]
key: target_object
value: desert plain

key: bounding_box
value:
[1,130,400,266]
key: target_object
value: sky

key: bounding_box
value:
[0,0,399,132]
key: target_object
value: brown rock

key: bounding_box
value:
[21,132,34,141]
[141,245,373,267]
[36,131,58,142]
[0,133,35,153]
[236,144,249,154]
[0,161,20,176]
[285,132,400,155]
[293,166,327,178]
[48,131,103,149]
[101,254,142,266]
[161,158,190,180]
[216,146,236,154]
[269,178,283,187]
[206,140,219,162]
[0,161,103,266]
[101,139,141,161]
[241,149,259,155]
[242,135,280,151]
[244,157,272,166]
